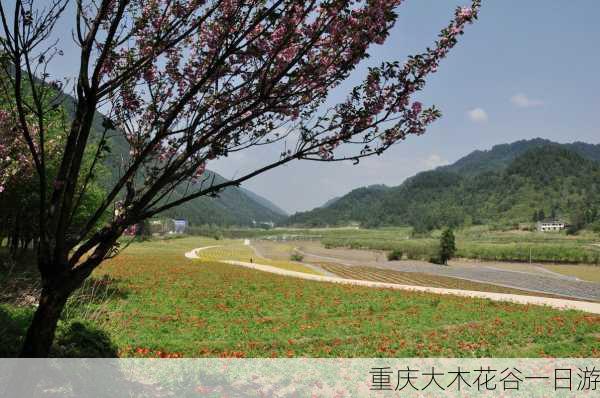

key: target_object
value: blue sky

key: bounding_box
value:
[217,0,600,213]
[10,0,600,213]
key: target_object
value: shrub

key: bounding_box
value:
[406,252,420,260]
[290,253,304,262]
[54,321,118,358]
[566,225,581,235]
[387,249,403,261]
[429,256,444,265]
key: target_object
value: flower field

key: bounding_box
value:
[95,238,599,357]
[2,237,599,357]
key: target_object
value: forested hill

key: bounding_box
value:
[156,170,288,226]
[286,140,600,230]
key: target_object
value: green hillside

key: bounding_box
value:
[287,140,600,230]
[157,171,287,226]
[240,188,288,217]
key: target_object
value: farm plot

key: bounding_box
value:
[317,263,594,301]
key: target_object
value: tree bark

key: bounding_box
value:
[19,286,70,357]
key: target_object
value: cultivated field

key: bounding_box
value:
[252,240,600,298]
[315,263,587,299]
[2,237,599,358]
[220,225,600,266]
[251,239,600,301]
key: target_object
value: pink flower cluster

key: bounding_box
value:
[0,110,31,195]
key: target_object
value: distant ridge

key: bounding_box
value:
[240,188,288,217]
[439,138,600,176]
[286,139,600,229]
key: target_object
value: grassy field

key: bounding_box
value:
[542,264,600,283]
[2,237,599,357]
[187,239,321,275]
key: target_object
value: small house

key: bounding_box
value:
[537,220,566,232]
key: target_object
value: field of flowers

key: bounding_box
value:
[89,238,599,357]
[2,237,599,358]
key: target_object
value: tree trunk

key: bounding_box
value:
[19,287,69,357]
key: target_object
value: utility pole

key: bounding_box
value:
[529,247,532,264]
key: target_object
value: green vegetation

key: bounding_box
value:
[541,264,600,283]
[290,252,304,262]
[3,238,598,357]
[0,305,118,357]
[321,228,600,264]
[438,228,456,265]
[286,141,600,233]
[178,239,320,274]
[439,138,600,176]
[155,171,287,226]
[92,110,287,227]
[0,70,109,256]
[387,249,403,261]
[21,64,288,230]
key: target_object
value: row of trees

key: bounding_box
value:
[0,64,107,259]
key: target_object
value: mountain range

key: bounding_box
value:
[286,139,600,230]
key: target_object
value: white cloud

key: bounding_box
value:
[467,108,488,123]
[510,93,544,108]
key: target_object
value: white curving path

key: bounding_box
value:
[185,246,600,314]
[184,246,222,259]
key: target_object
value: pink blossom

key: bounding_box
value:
[412,101,423,114]
[459,7,473,19]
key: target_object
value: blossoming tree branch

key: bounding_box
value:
[0,0,481,356]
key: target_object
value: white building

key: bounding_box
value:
[537,220,566,232]
[173,219,187,234]
[252,220,275,229]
